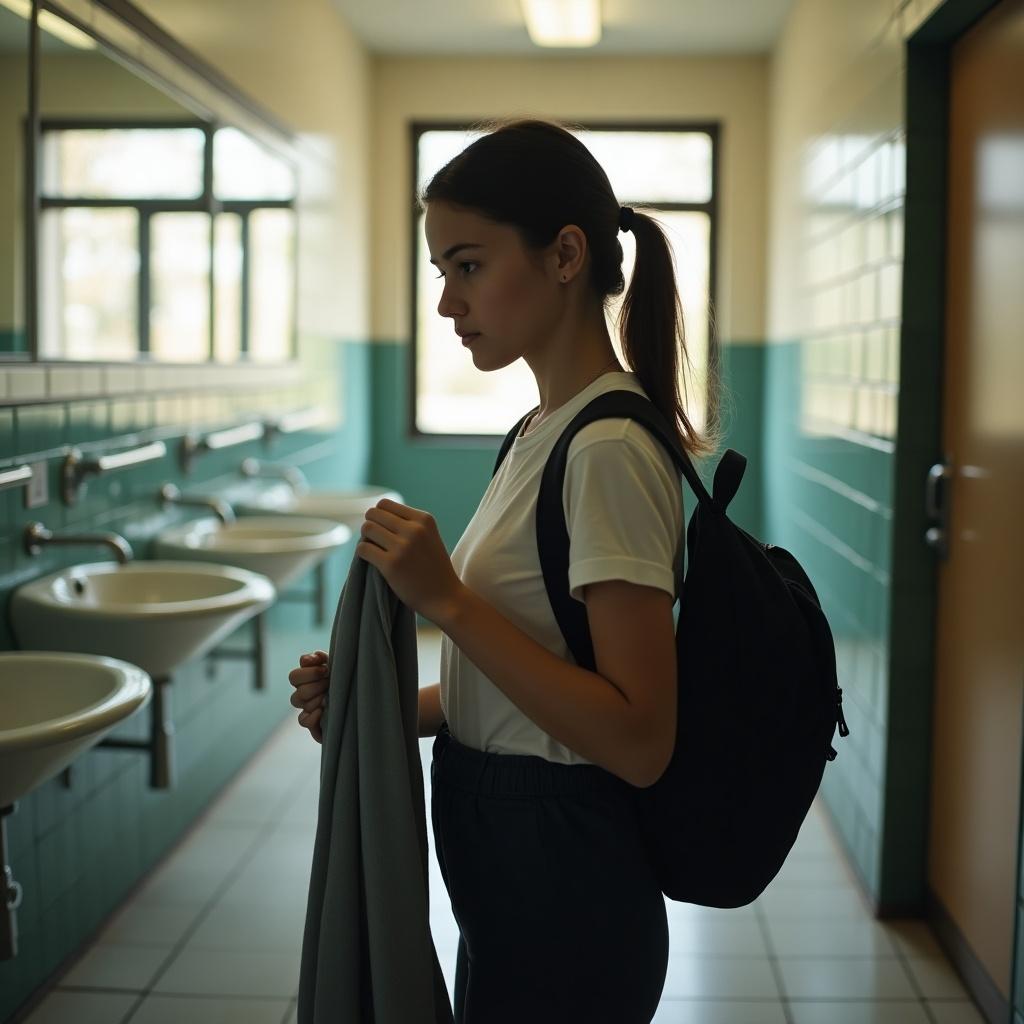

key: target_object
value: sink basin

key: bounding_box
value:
[10,562,275,679]
[153,516,350,590]
[234,485,402,531]
[0,652,151,808]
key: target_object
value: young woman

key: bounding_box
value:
[289,117,721,1023]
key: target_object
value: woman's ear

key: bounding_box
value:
[552,224,587,283]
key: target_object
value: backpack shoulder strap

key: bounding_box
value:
[534,391,732,671]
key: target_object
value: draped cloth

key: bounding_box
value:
[298,554,453,1023]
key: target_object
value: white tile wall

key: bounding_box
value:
[0,362,308,406]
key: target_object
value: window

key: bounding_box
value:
[411,123,718,437]
[38,121,297,362]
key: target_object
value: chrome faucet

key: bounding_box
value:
[158,483,235,525]
[24,522,133,564]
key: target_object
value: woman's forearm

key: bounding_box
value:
[418,682,444,738]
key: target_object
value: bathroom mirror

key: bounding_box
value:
[32,1,298,363]
[0,2,30,358]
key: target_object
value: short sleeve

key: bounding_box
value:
[562,421,683,604]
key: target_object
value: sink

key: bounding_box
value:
[153,516,350,591]
[0,652,151,808]
[10,562,275,679]
[233,484,403,531]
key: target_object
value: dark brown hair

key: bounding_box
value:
[419,116,725,462]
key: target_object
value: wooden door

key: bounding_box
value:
[927,0,1024,1001]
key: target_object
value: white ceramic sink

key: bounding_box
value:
[234,485,403,531]
[153,516,350,590]
[0,652,151,808]
[10,562,275,679]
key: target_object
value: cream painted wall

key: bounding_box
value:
[765,0,906,342]
[370,55,769,345]
[133,0,373,342]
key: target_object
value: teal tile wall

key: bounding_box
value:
[0,337,371,1023]
[0,332,26,356]
[718,342,765,537]
[763,338,896,902]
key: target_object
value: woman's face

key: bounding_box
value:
[424,201,564,370]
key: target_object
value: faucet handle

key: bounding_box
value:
[23,521,52,557]
[64,441,167,506]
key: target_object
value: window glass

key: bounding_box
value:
[39,207,138,360]
[41,128,205,199]
[213,213,242,362]
[416,130,485,193]
[248,208,295,362]
[416,129,711,203]
[577,131,711,203]
[150,212,210,362]
[214,127,296,200]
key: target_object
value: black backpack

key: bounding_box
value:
[492,389,850,908]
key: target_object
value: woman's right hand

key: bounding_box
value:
[289,650,330,744]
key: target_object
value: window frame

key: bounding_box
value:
[407,119,721,443]
[37,113,297,364]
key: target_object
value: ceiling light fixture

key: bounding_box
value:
[0,0,97,49]
[519,0,601,48]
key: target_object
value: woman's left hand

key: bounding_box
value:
[356,498,464,625]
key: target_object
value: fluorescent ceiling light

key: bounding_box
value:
[39,10,96,48]
[520,0,601,48]
[0,0,30,17]
[0,0,97,48]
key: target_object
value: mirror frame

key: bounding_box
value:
[21,0,303,366]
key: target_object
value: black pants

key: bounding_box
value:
[430,721,669,1024]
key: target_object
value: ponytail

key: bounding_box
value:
[619,209,725,462]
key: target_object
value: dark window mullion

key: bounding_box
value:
[40,197,207,211]
[240,211,250,357]
[208,213,215,361]
[203,122,215,203]
[139,209,150,355]
[206,124,219,362]
[218,199,293,212]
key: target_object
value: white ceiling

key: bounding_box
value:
[330,0,795,56]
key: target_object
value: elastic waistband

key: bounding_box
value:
[431,720,633,800]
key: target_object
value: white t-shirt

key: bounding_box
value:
[439,370,685,765]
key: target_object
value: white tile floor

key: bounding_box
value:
[16,627,988,1024]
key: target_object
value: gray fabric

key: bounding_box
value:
[298,553,453,1023]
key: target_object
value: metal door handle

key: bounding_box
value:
[924,458,952,560]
